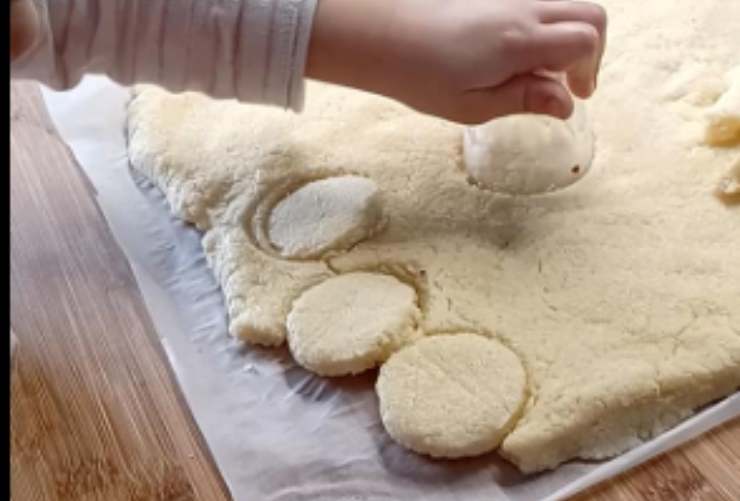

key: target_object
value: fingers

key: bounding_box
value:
[524,21,600,72]
[456,74,573,124]
[536,1,607,97]
[500,2,606,99]
[532,21,601,98]
[537,0,607,36]
[10,0,40,61]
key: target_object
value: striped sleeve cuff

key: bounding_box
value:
[237,0,318,111]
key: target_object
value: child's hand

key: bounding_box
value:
[308,0,606,124]
[10,0,41,61]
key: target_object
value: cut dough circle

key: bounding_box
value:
[463,102,594,195]
[376,334,527,459]
[287,272,421,376]
[268,175,385,259]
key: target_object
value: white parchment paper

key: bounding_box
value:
[40,76,739,501]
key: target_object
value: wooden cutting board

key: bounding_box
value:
[10,81,740,501]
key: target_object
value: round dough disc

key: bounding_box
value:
[463,102,594,195]
[268,175,384,259]
[287,272,421,376]
[376,334,527,459]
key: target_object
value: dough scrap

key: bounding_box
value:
[463,101,593,195]
[127,0,740,473]
[377,334,527,458]
[705,66,740,147]
[715,158,740,205]
[287,272,421,376]
[268,176,384,259]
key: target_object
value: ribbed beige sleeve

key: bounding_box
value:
[10,0,318,110]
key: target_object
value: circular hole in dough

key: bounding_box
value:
[268,175,385,259]
[376,333,527,459]
[287,272,422,376]
[463,101,594,195]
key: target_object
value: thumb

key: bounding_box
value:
[460,74,574,124]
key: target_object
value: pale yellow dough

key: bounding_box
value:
[287,272,421,376]
[127,0,740,473]
[377,334,527,458]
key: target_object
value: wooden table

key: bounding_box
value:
[10,82,740,501]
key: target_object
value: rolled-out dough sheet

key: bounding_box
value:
[126,0,740,473]
[41,75,739,501]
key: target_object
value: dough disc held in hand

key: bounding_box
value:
[268,176,384,259]
[464,102,594,195]
[376,334,527,459]
[287,272,421,376]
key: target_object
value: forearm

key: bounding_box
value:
[306,0,402,97]
[11,0,318,110]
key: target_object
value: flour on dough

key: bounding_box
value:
[268,176,385,259]
[287,272,421,376]
[377,334,527,458]
[463,100,593,195]
[127,0,740,474]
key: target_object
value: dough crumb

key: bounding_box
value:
[715,159,740,206]
[705,67,740,147]
[706,117,740,147]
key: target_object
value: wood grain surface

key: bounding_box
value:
[10,82,230,501]
[9,81,740,501]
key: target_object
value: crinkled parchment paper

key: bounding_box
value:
[40,76,739,501]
